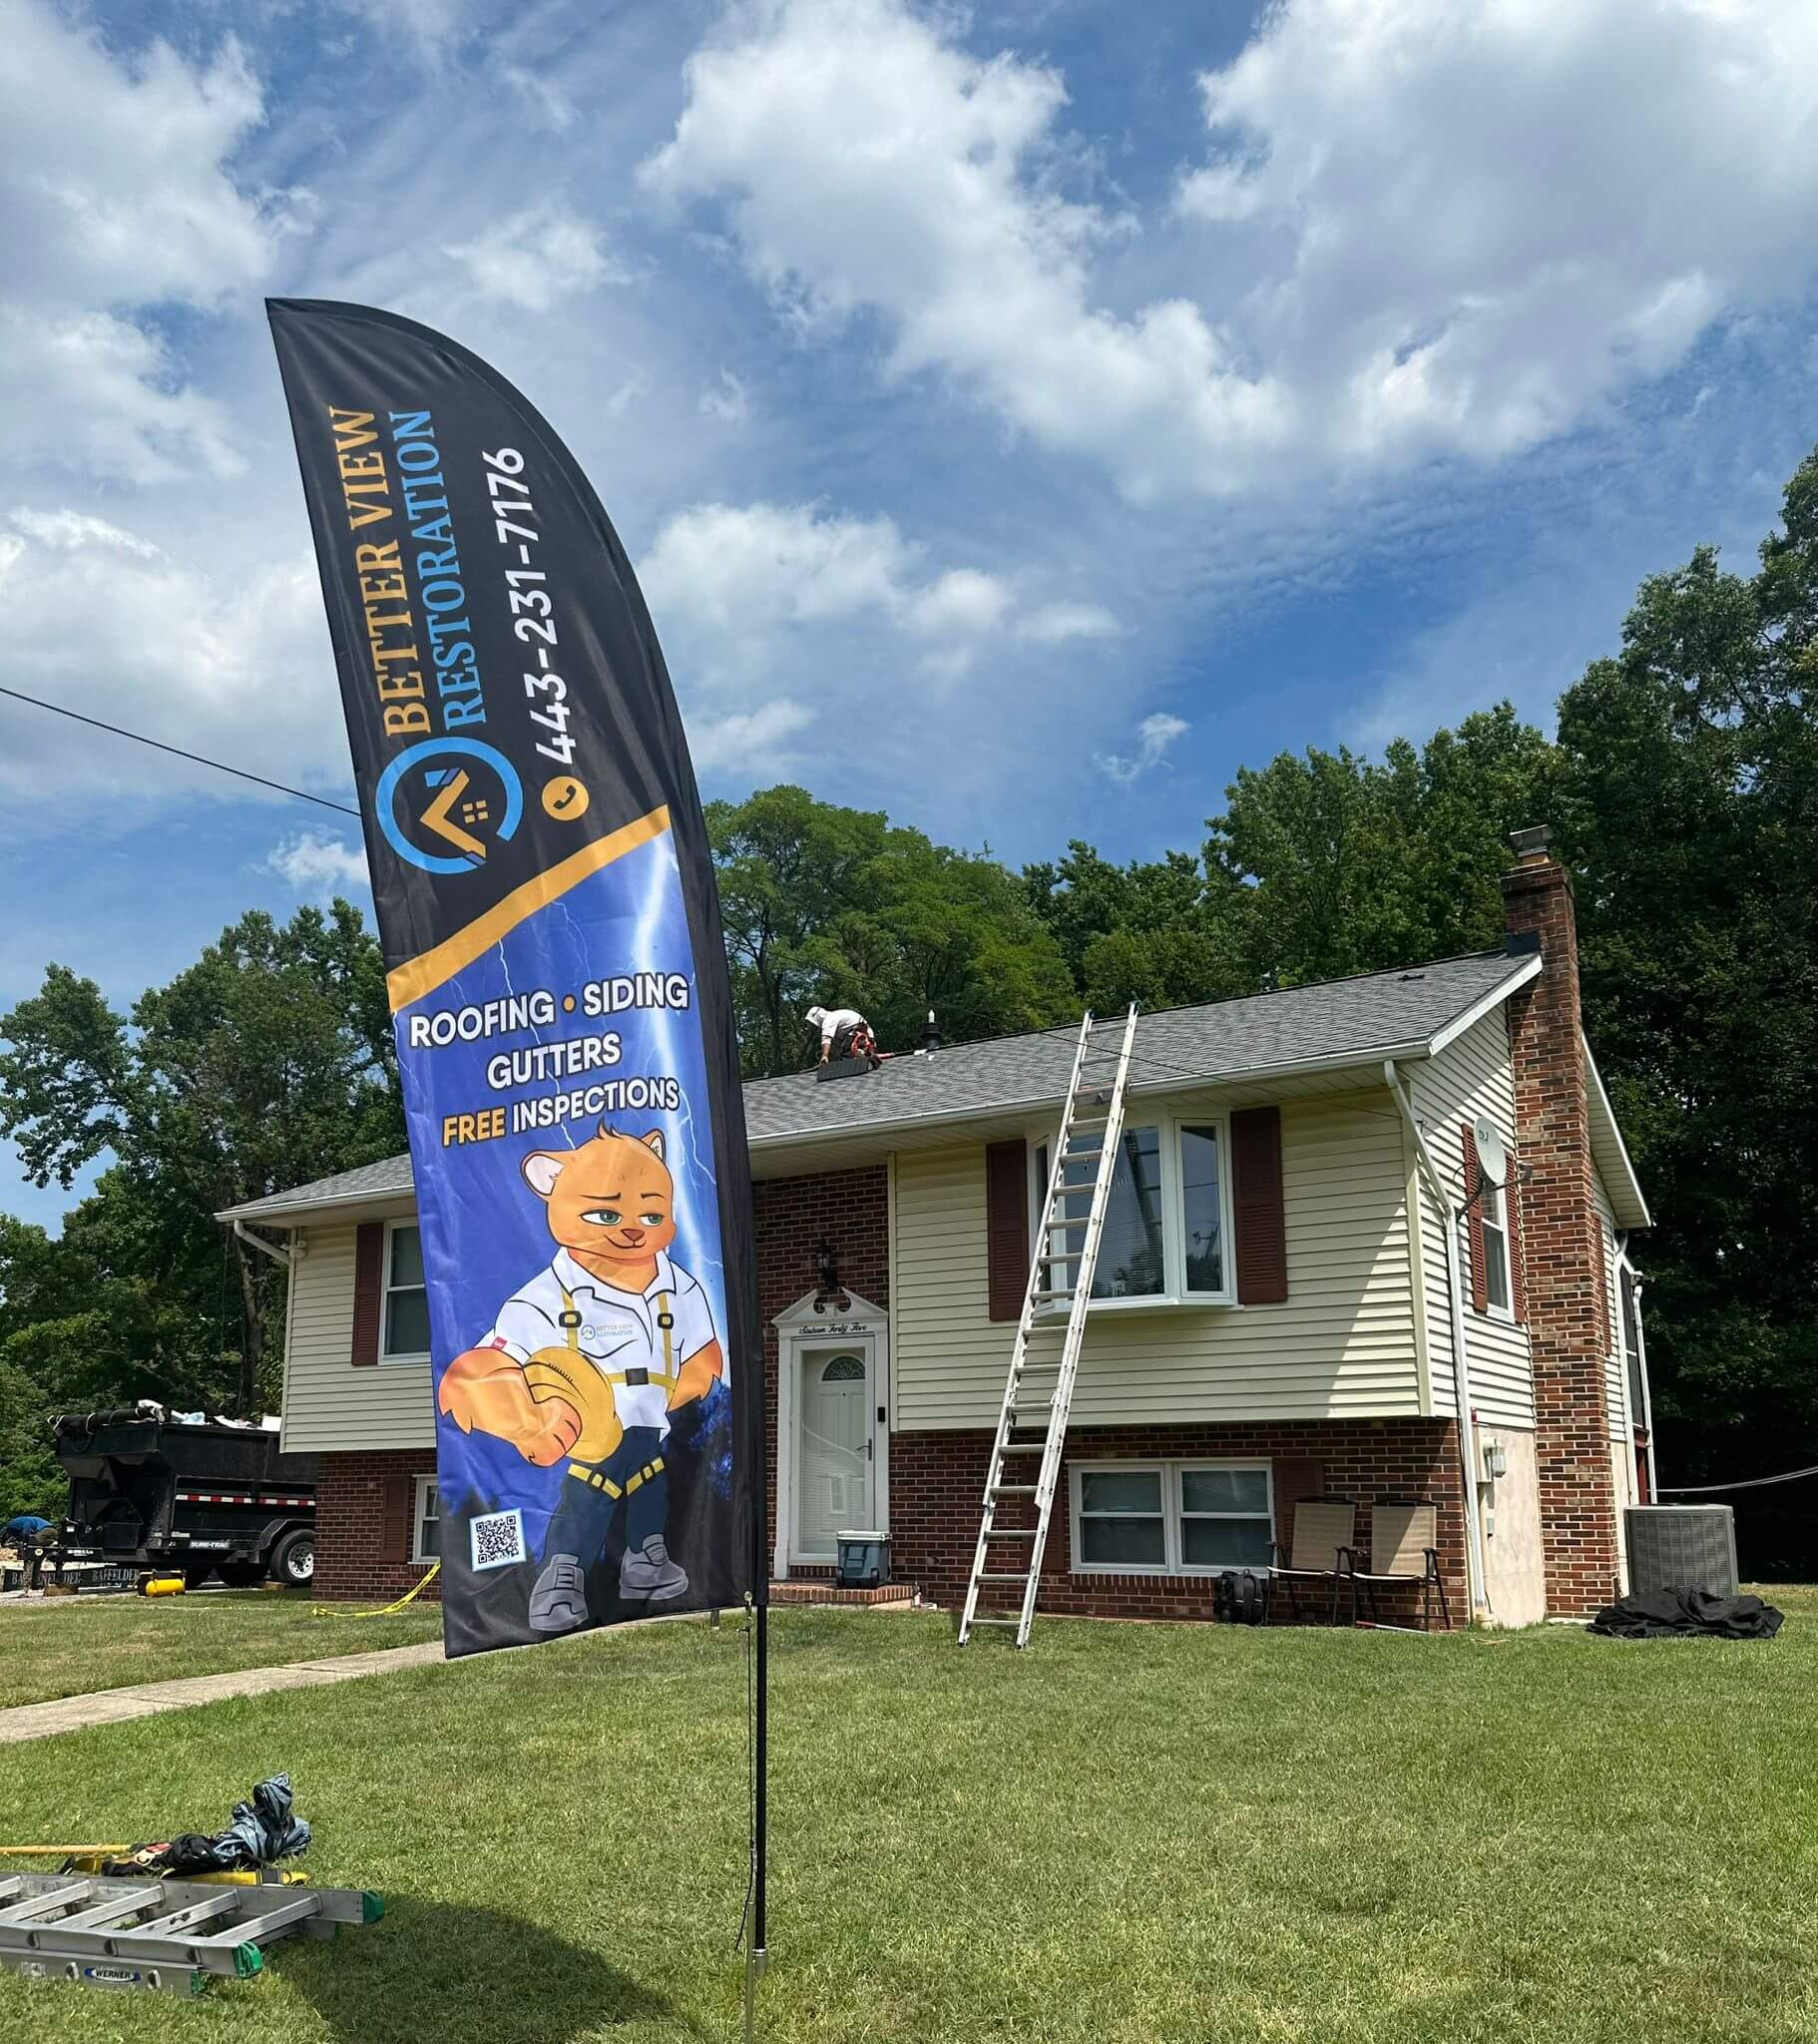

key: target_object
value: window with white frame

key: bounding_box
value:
[1035,1117,1233,1305]
[1071,1461,1273,1575]
[413,1475,441,1563]
[1478,1175,1511,1315]
[383,1223,431,1359]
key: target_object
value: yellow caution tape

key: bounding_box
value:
[312,1559,440,1620]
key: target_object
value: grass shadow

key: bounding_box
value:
[284,1896,697,2044]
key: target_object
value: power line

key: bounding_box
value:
[0,685,361,820]
[1658,1463,1818,1495]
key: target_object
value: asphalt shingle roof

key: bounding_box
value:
[222,949,1534,1222]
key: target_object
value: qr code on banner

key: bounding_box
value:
[469,1508,526,1572]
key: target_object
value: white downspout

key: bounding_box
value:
[1385,1059,1487,1622]
[1630,1274,1659,1500]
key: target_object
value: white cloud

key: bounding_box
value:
[1097,712,1189,786]
[647,0,1818,501]
[640,501,1108,689]
[0,510,345,807]
[699,369,750,424]
[445,201,623,310]
[0,2,279,483]
[503,64,577,130]
[1016,601,1121,645]
[267,833,370,894]
[687,700,815,774]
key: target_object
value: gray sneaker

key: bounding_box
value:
[528,1552,589,1633]
[620,1535,688,1603]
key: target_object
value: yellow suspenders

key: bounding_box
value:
[558,1279,678,1496]
[557,1282,679,1391]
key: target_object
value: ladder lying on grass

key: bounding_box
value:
[959,1005,1137,1649]
[0,1871,380,1997]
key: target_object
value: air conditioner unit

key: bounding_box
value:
[1624,1506,1737,1598]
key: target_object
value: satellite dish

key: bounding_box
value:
[1473,1118,1507,1189]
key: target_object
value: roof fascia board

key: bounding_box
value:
[1424,953,1542,1057]
[214,1189,416,1228]
[1583,1035,1651,1230]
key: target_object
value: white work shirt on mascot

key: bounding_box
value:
[485,1247,716,1440]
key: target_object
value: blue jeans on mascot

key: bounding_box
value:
[531,1424,687,1632]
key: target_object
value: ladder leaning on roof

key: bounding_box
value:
[959,1005,1138,1649]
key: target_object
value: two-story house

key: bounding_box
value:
[222,831,1654,1625]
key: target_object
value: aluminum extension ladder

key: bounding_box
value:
[0,1870,381,1997]
[959,1005,1137,1648]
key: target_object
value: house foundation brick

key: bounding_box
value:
[314,1448,440,1603]
[811,1418,1469,1627]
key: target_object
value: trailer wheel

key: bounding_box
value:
[220,1561,265,1589]
[183,1562,216,1590]
[270,1529,314,1588]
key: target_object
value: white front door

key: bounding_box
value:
[795,1347,875,1560]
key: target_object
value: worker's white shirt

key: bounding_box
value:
[486,1247,718,1439]
[816,1007,867,1049]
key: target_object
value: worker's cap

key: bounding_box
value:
[805,1006,827,1025]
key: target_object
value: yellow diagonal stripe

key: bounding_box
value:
[386,803,672,1011]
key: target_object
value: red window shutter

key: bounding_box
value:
[380,1473,411,1564]
[1230,1106,1288,1304]
[1271,1458,1323,1559]
[1507,1154,1528,1324]
[352,1222,385,1366]
[1461,1125,1489,1313]
[985,1140,1030,1322]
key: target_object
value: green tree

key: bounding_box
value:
[1554,472,1818,1556]
[709,787,1075,1075]
[0,903,402,1414]
[1207,706,1555,987]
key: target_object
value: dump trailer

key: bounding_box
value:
[50,1410,318,1589]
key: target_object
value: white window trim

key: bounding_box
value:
[380,1218,431,1364]
[1032,1112,1239,1311]
[1476,1164,1515,1326]
[411,1473,440,1565]
[1069,1459,1274,1577]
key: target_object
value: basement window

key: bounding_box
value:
[1071,1461,1273,1575]
[413,1475,441,1564]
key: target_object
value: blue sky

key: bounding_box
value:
[5,0,1818,1232]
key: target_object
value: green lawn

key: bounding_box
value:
[0,1590,444,1709]
[1,1595,1814,2043]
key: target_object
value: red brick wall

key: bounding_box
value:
[884,1418,1467,1624]
[314,1448,441,1603]
[753,1164,890,1575]
[1502,847,1621,1615]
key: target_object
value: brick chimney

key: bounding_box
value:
[1501,827,1619,1616]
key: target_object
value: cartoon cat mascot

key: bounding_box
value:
[439,1125,723,1632]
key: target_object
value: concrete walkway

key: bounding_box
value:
[0,1639,445,1747]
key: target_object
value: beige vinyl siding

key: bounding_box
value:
[1408,1010,1535,1429]
[891,1091,1421,1430]
[280,1221,436,1454]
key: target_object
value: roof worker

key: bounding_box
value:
[805,1004,878,1068]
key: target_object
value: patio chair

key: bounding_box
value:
[1268,1495,1355,1623]
[1337,1497,1452,1632]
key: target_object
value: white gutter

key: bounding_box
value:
[1629,1269,1660,1500]
[1384,1058,1487,1622]
[232,1218,292,1269]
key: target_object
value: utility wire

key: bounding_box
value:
[1658,1463,1818,1495]
[0,685,360,819]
